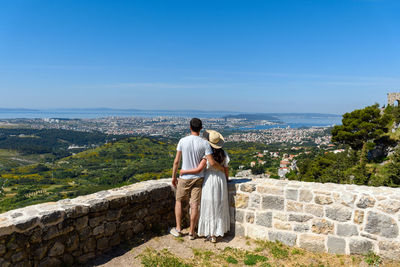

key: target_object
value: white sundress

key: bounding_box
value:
[197,153,230,237]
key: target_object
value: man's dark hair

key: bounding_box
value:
[190,118,202,132]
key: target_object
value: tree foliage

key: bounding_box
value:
[331,104,389,150]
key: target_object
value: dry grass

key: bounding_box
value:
[138,238,400,267]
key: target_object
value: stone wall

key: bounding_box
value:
[229,178,400,260]
[1,177,400,266]
[0,179,175,266]
[388,92,400,106]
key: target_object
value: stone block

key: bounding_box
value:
[286,201,303,212]
[48,242,65,257]
[299,234,326,253]
[337,224,358,237]
[249,194,261,209]
[83,238,96,253]
[255,212,272,227]
[0,259,10,267]
[75,215,88,230]
[325,205,352,222]
[106,209,122,221]
[231,223,245,236]
[356,195,375,209]
[77,252,96,264]
[63,204,89,219]
[353,210,364,224]
[304,204,323,217]
[234,209,244,223]
[365,211,399,238]
[273,221,291,230]
[246,212,254,224]
[133,222,145,233]
[299,189,313,202]
[109,233,121,247]
[11,251,25,263]
[87,198,109,213]
[106,195,129,209]
[104,222,117,236]
[93,224,104,236]
[377,200,400,214]
[341,192,356,207]
[349,239,373,254]
[268,231,297,246]
[233,194,249,208]
[273,212,287,221]
[89,216,105,228]
[97,237,109,250]
[39,210,64,226]
[360,232,377,240]
[257,186,284,195]
[240,184,256,193]
[63,254,74,266]
[34,247,47,260]
[288,214,313,223]
[327,236,346,254]
[43,225,61,240]
[378,241,400,260]
[294,224,310,232]
[66,234,79,252]
[0,244,6,256]
[314,190,331,195]
[261,195,284,210]
[38,257,62,267]
[29,227,42,243]
[311,218,334,235]
[15,217,39,231]
[247,225,268,239]
[119,221,133,232]
[314,195,333,205]
[285,189,298,201]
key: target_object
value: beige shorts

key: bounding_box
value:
[176,177,204,204]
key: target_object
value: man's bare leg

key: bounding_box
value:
[175,200,182,231]
[189,202,199,235]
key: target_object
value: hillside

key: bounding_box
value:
[0,136,176,212]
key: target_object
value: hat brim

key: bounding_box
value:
[209,139,224,149]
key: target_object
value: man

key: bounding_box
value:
[170,118,224,239]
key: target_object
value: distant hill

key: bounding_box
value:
[223,113,282,122]
[223,113,341,122]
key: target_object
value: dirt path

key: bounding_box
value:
[87,229,399,267]
[88,230,253,266]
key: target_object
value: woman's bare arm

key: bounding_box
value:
[224,167,229,182]
[180,158,207,175]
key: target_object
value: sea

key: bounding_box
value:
[0,109,342,128]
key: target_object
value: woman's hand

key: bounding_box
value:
[180,169,187,175]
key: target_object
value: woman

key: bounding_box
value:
[180,130,230,243]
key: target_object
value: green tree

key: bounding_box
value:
[251,163,265,175]
[331,104,390,165]
[386,147,400,186]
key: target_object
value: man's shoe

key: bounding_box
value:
[170,227,182,237]
[189,233,196,240]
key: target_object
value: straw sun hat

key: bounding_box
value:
[206,130,225,149]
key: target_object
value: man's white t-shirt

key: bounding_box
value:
[177,135,213,179]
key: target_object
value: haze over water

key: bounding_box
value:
[0,109,342,128]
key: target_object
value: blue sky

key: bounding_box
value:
[0,0,399,114]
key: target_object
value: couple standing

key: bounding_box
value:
[170,118,230,243]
